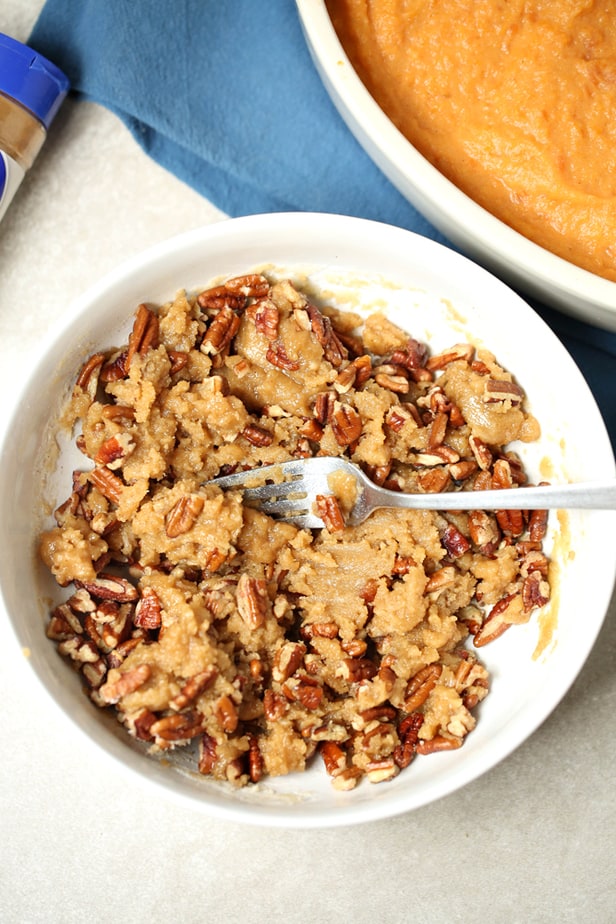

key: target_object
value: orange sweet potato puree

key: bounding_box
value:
[327,0,616,281]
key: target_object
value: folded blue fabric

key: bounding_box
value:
[29,0,616,447]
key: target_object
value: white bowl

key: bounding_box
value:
[296,1,616,332]
[0,212,614,828]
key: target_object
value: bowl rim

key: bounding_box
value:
[1,211,615,827]
[295,0,616,328]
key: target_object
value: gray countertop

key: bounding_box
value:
[1,3,614,922]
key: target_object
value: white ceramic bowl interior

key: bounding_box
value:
[1,213,614,828]
[296,0,616,332]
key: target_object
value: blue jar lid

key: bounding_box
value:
[0,32,69,130]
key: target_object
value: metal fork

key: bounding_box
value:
[211,457,616,529]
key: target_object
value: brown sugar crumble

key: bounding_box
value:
[39,272,551,789]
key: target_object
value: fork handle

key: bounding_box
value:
[373,479,616,511]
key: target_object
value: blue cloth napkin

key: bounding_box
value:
[29,0,616,448]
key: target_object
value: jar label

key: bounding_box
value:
[0,152,26,225]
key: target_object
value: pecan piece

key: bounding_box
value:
[522,571,550,612]
[241,423,274,447]
[126,304,159,367]
[441,523,471,559]
[201,305,241,355]
[134,587,163,629]
[529,506,549,542]
[94,433,135,469]
[89,467,124,504]
[272,642,306,683]
[330,402,362,447]
[266,340,300,371]
[165,494,204,538]
[76,352,105,394]
[484,378,524,406]
[150,710,203,742]
[394,712,424,769]
[236,573,269,629]
[474,592,519,647]
[416,735,463,755]
[198,733,218,774]
[404,663,442,711]
[169,668,217,711]
[425,342,474,370]
[315,494,345,532]
[77,574,138,603]
[248,735,264,783]
[251,298,280,340]
[320,741,347,777]
[263,689,288,721]
[99,664,151,704]
[215,695,239,734]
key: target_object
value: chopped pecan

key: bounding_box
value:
[168,350,189,374]
[365,758,399,784]
[170,668,217,711]
[404,663,442,711]
[448,460,478,481]
[224,273,270,298]
[341,638,368,658]
[385,404,416,433]
[315,494,346,532]
[263,689,288,721]
[469,436,493,471]
[99,664,151,704]
[418,467,451,494]
[416,735,463,755]
[441,523,471,558]
[313,391,336,425]
[320,741,347,777]
[126,304,159,367]
[94,433,135,469]
[282,676,324,710]
[337,657,378,683]
[390,337,428,372]
[474,592,519,647]
[198,733,218,774]
[426,342,474,370]
[468,510,500,552]
[248,735,264,783]
[272,642,306,682]
[241,423,274,447]
[236,573,268,629]
[484,378,524,405]
[299,419,324,442]
[165,494,204,538]
[99,351,128,383]
[57,635,100,665]
[266,340,300,371]
[522,571,550,612]
[305,303,348,368]
[330,402,362,447]
[201,305,241,355]
[424,565,457,594]
[134,587,163,629]
[89,466,124,504]
[150,710,203,742]
[529,506,549,541]
[215,695,239,733]
[76,352,105,394]
[374,371,409,394]
[251,298,280,340]
[394,712,423,769]
[428,411,448,449]
[77,574,138,603]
